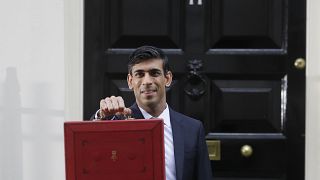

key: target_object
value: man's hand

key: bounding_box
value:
[99,96,132,118]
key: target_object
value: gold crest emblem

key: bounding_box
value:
[111,150,118,162]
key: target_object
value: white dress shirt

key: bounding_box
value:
[139,105,177,180]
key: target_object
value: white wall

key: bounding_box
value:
[305,0,320,179]
[0,0,319,180]
[0,0,65,180]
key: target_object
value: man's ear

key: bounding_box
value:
[165,71,173,87]
[127,74,133,89]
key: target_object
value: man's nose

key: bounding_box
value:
[142,73,153,85]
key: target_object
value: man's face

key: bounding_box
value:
[127,58,172,109]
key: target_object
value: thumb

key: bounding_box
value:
[123,108,132,116]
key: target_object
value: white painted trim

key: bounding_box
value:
[306,0,320,179]
[64,0,84,121]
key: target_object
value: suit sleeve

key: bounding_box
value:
[196,123,213,180]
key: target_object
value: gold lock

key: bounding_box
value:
[206,140,221,160]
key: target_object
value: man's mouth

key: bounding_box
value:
[141,89,156,95]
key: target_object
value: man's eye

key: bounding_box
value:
[150,71,161,77]
[134,72,144,77]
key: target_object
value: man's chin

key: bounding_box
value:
[141,99,158,107]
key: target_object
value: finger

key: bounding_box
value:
[100,99,110,113]
[99,99,107,117]
[116,96,125,111]
[104,97,114,113]
[100,99,107,110]
[110,96,120,112]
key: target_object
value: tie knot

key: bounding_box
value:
[150,117,167,126]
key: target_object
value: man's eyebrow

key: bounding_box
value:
[133,68,162,73]
[133,69,144,73]
[149,68,162,72]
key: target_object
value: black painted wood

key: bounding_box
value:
[84,0,305,179]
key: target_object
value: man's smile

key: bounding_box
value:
[141,88,157,95]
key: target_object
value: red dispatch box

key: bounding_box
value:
[64,119,165,180]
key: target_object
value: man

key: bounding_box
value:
[93,46,213,180]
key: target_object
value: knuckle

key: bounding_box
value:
[116,96,124,103]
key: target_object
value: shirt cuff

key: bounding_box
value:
[94,109,116,120]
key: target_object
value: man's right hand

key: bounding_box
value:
[99,96,132,119]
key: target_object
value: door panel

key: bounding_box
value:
[207,0,285,49]
[107,0,183,49]
[84,0,305,179]
[213,134,286,179]
[211,79,284,133]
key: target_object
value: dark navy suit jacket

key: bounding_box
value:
[92,103,213,180]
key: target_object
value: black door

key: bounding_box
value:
[84,0,305,179]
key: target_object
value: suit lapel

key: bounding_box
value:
[129,103,145,119]
[170,108,184,180]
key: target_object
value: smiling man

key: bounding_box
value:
[93,46,213,180]
[128,52,172,117]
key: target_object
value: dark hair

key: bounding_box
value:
[128,46,170,74]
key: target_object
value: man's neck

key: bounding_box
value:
[138,102,167,117]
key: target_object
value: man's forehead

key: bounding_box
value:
[131,59,163,71]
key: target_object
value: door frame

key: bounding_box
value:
[64,0,319,179]
[64,0,84,121]
[305,0,320,179]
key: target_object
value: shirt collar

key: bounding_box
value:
[138,104,171,128]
